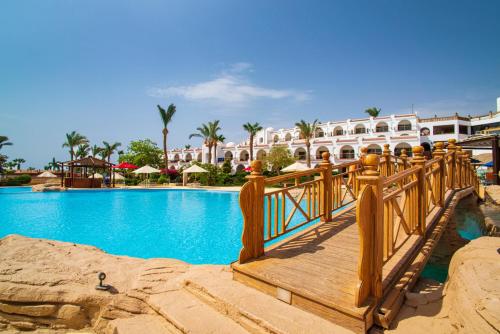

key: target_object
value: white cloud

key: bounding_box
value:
[148,63,310,106]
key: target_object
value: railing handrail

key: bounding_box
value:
[264,167,324,184]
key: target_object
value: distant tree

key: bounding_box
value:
[48,157,60,171]
[263,146,295,174]
[0,136,13,151]
[242,122,263,161]
[102,141,122,163]
[213,134,225,165]
[365,107,381,118]
[184,144,191,150]
[0,155,8,168]
[190,120,221,165]
[295,119,318,167]
[62,131,88,161]
[91,145,103,158]
[12,158,26,170]
[76,143,90,159]
[221,159,232,174]
[119,139,163,167]
[158,103,177,169]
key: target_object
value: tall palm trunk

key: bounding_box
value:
[207,144,213,165]
[306,141,311,167]
[163,128,168,169]
[213,143,218,165]
[249,135,254,161]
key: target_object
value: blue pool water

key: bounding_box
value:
[0,187,243,264]
[0,187,315,264]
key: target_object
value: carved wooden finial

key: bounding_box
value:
[447,138,457,150]
[360,146,368,156]
[251,160,262,175]
[400,149,408,159]
[456,145,463,152]
[321,151,331,163]
[362,154,380,175]
[411,146,425,164]
[434,141,445,152]
[383,144,390,153]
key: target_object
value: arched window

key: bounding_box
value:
[340,146,355,159]
[315,127,325,138]
[294,147,307,160]
[375,122,389,133]
[173,154,180,162]
[224,151,233,161]
[398,120,412,131]
[395,142,412,157]
[285,133,292,141]
[256,149,267,160]
[185,153,192,162]
[197,153,202,162]
[367,144,382,155]
[354,124,366,134]
[259,137,263,143]
[315,146,329,159]
[333,126,344,136]
[239,150,249,161]
[420,127,430,136]
[273,135,279,143]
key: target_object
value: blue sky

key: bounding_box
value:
[1,0,499,168]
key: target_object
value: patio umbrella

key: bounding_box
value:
[113,172,125,180]
[133,165,161,187]
[113,162,138,169]
[484,161,493,167]
[38,171,57,178]
[182,165,208,186]
[281,162,311,173]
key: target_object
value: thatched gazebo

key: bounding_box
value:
[60,157,115,188]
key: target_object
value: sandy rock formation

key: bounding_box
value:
[0,235,352,334]
[31,183,66,192]
[388,237,500,334]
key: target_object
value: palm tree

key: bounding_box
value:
[158,104,177,169]
[208,120,222,164]
[189,120,220,164]
[295,119,318,167]
[76,144,90,159]
[213,134,225,165]
[102,141,122,163]
[365,107,381,118]
[0,136,13,151]
[184,144,191,150]
[62,131,88,161]
[242,122,263,161]
[91,145,102,158]
[12,158,26,170]
[48,157,59,171]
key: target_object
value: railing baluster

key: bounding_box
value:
[411,146,426,235]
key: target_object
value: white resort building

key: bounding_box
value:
[167,98,500,172]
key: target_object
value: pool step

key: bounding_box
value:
[183,270,355,334]
[148,290,250,334]
[108,314,181,334]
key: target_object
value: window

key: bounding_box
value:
[340,146,355,159]
[398,120,412,131]
[354,125,366,134]
[375,122,389,132]
[259,137,263,143]
[433,125,454,135]
[459,125,469,135]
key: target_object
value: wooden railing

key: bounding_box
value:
[354,139,480,307]
[238,153,362,263]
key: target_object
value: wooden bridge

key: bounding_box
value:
[231,139,480,333]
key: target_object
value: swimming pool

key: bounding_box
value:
[0,187,243,264]
[0,187,313,264]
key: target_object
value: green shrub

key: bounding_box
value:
[221,160,232,174]
[157,175,168,184]
[124,178,140,186]
[16,174,31,184]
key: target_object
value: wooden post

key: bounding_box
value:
[411,146,426,234]
[354,154,384,307]
[382,144,391,176]
[432,142,445,207]
[400,149,408,171]
[360,146,368,165]
[60,163,64,187]
[447,139,457,189]
[238,160,265,263]
[456,146,463,188]
[492,136,499,185]
[320,152,333,222]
